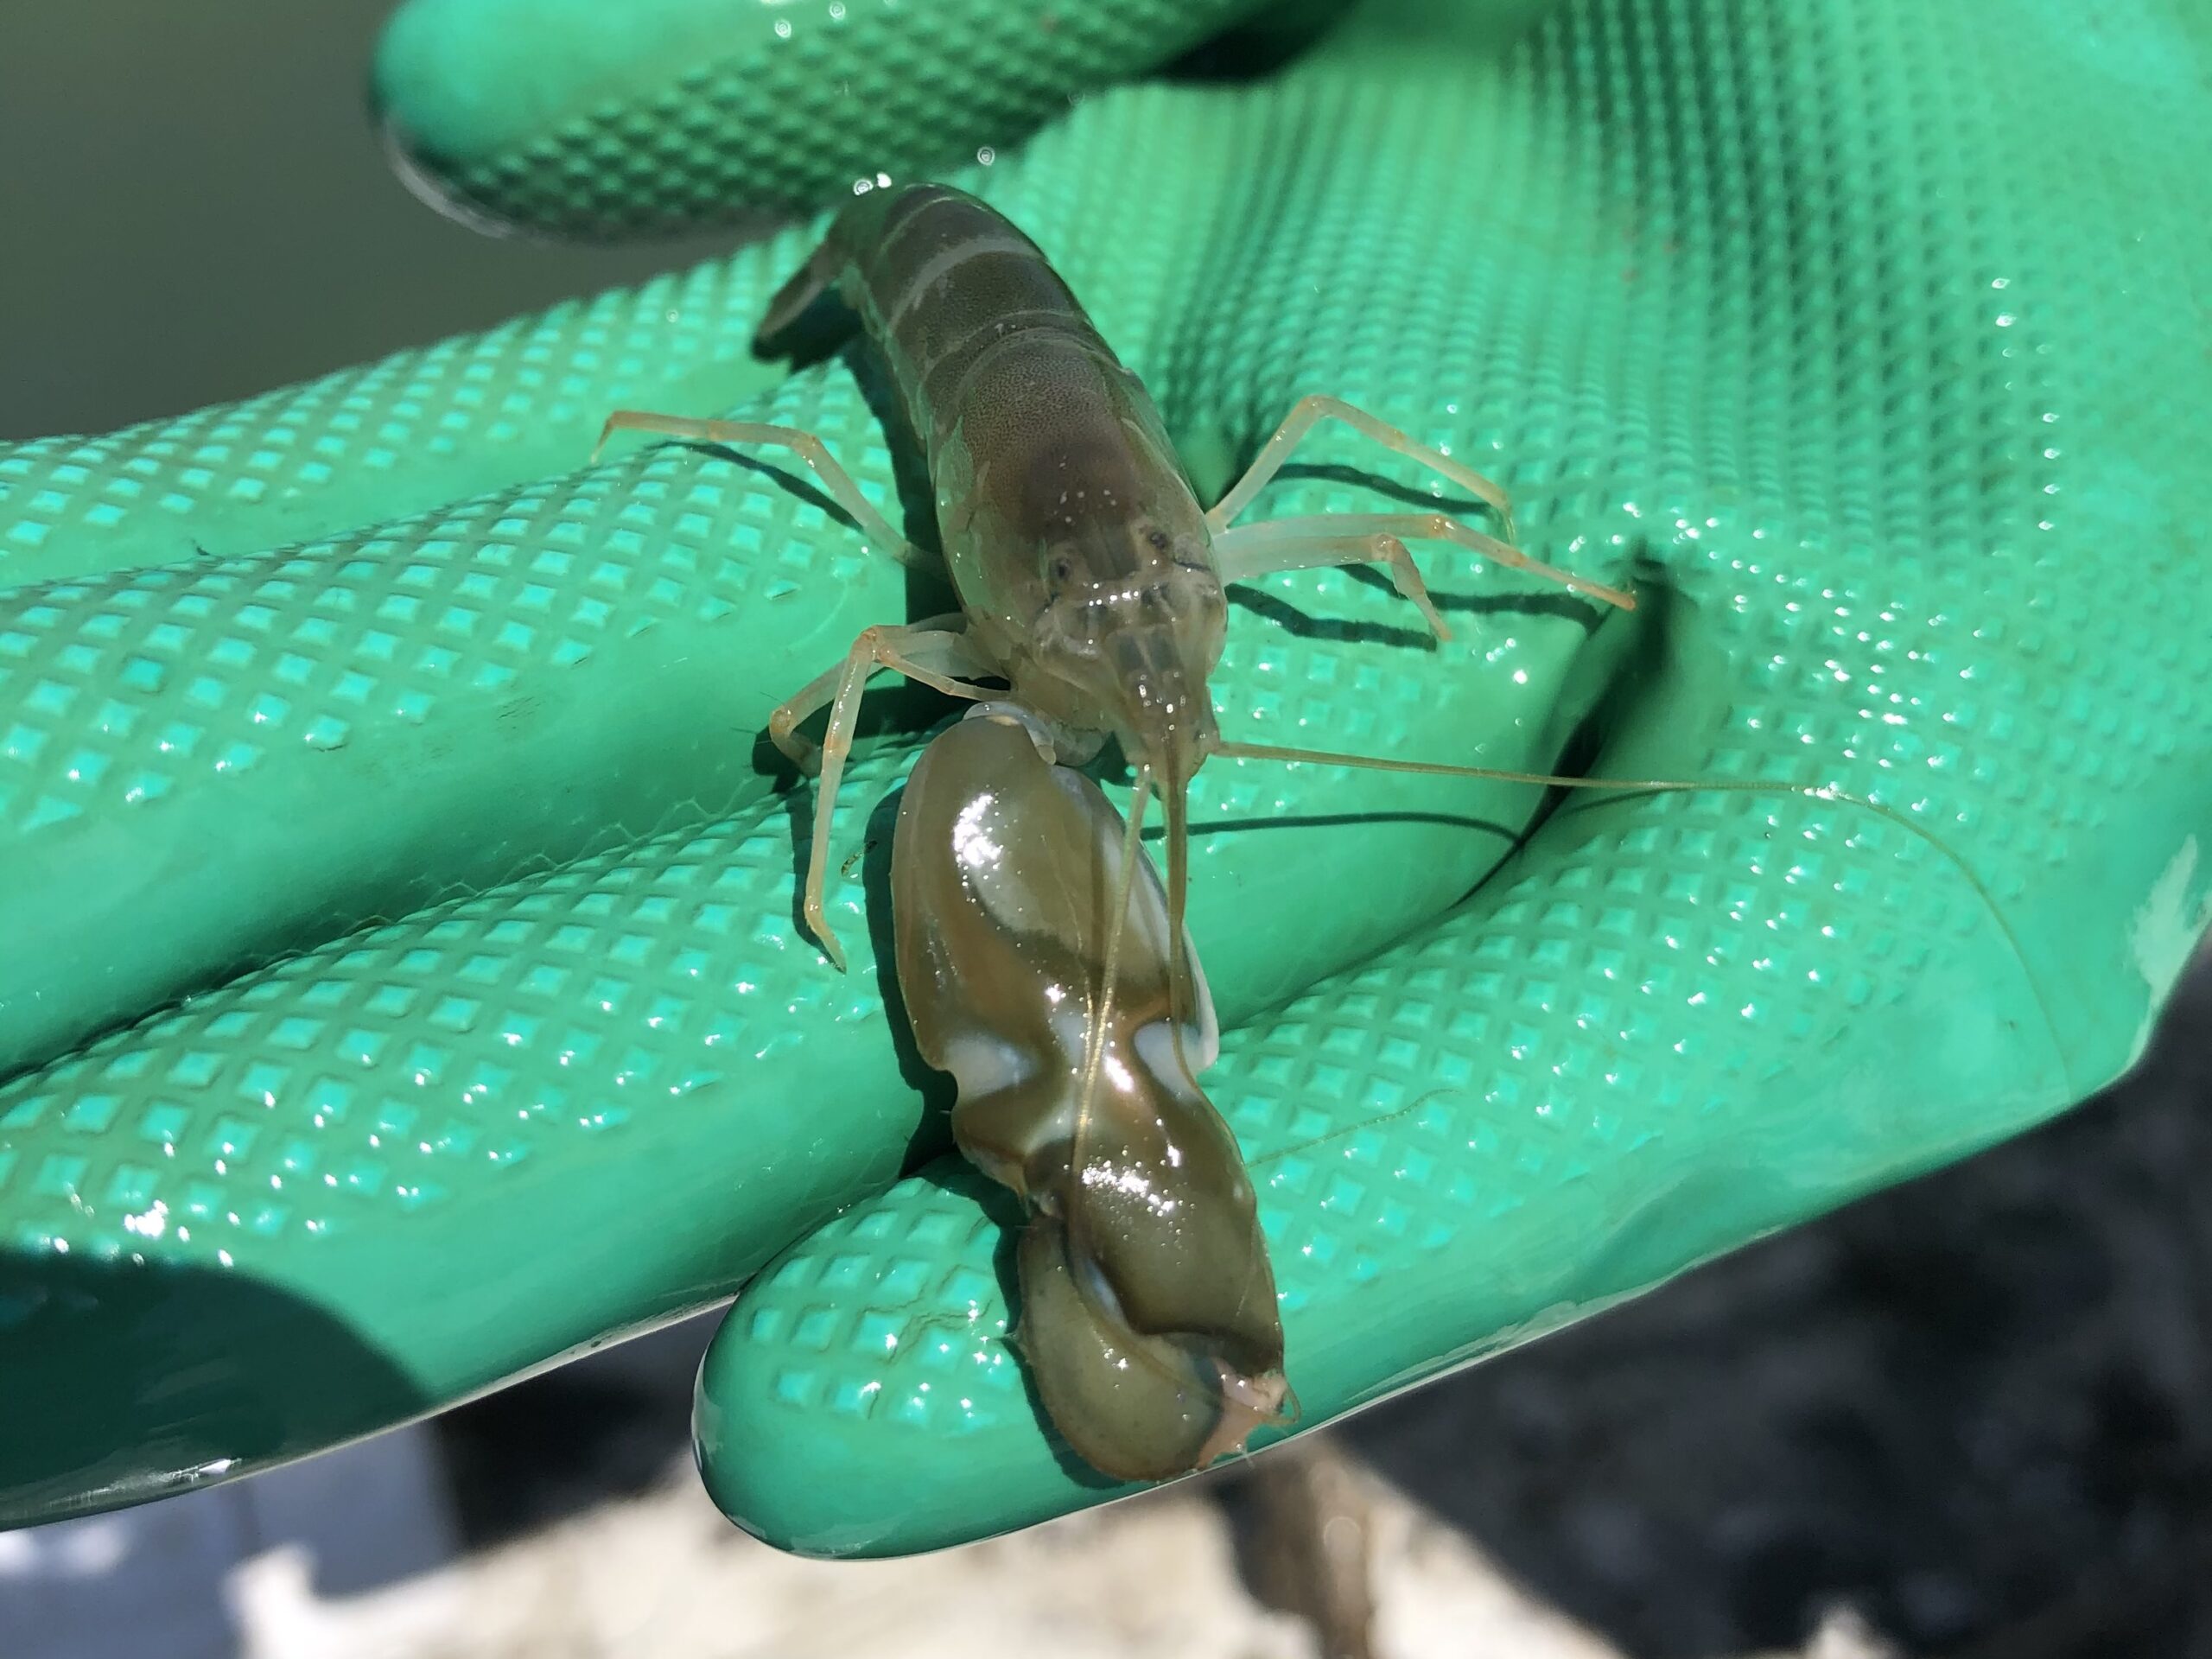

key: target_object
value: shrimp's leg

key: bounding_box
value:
[1212,522,1452,642]
[593,413,938,573]
[768,615,995,969]
[1207,394,1516,538]
[1217,512,1635,613]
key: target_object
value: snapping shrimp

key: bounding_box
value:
[591,181,1638,1478]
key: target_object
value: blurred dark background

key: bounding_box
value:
[4,6,2209,1658]
[0,1,734,442]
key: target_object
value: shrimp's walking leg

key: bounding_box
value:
[1212,520,1453,642]
[593,413,937,573]
[1217,512,1636,613]
[768,615,994,969]
[1207,394,1516,538]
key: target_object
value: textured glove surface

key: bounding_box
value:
[1,0,2205,1555]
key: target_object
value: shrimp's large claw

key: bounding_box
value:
[891,706,1290,1481]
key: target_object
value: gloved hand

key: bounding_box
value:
[3,0,2206,1557]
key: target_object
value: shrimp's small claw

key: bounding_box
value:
[589,410,657,467]
[1375,534,1452,643]
[1194,1363,1297,1469]
[766,708,823,777]
[806,906,849,974]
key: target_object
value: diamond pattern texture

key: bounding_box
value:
[3,0,2209,1548]
[0,249,808,585]
[376,0,1270,234]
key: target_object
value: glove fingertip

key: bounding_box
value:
[372,0,747,234]
[691,1166,1121,1558]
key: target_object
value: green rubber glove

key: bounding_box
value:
[3,0,2207,1557]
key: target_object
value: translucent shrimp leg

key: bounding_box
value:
[1206,394,1518,538]
[767,616,995,969]
[592,412,938,573]
[1217,510,1635,613]
[1211,520,1452,641]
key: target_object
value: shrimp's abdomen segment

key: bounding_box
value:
[799,187,1185,565]
[832,184,1104,448]
[891,709,1287,1481]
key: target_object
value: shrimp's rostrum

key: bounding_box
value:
[593,182,1637,1479]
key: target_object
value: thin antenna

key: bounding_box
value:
[1206,736,2063,1090]
[1209,737,1787,797]
[1162,762,1195,1039]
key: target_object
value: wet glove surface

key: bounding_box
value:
[3,0,2208,1554]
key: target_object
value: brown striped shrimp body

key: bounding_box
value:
[891,702,1287,1479]
[592,182,1637,1479]
[596,181,1634,982]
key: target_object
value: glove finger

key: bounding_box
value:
[0,360,905,1078]
[370,0,1281,238]
[0,754,911,1529]
[696,766,2088,1557]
